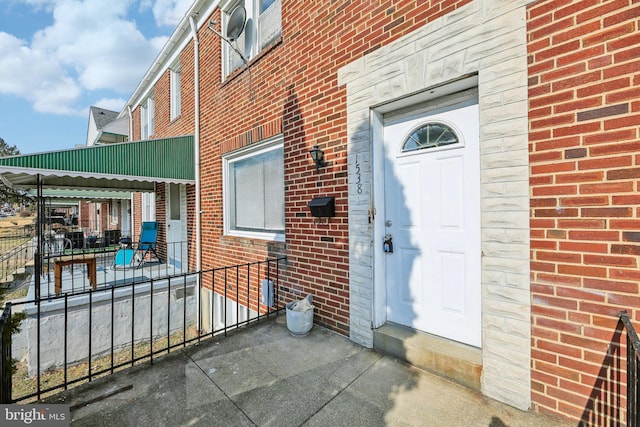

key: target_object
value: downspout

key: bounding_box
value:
[127,105,133,143]
[127,105,135,238]
[189,14,203,330]
[189,15,202,272]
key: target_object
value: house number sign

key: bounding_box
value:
[355,155,363,194]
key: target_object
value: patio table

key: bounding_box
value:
[53,254,97,295]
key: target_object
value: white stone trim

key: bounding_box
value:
[339,0,533,410]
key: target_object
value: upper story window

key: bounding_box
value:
[170,64,181,120]
[223,135,284,241]
[140,95,154,139]
[223,0,281,77]
[142,192,156,222]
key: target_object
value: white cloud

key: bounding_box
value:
[93,97,127,112]
[32,0,164,92]
[149,0,193,27]
[1,0,172,115]
[0,32,83,115]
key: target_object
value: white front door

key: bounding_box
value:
[383,100,481,347]
[121,199,131,238]
[167,183,183,269]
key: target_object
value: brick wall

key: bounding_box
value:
[78,201,90,230]
[194,0,471,334]
[186,184,197,271]
[528,0,640,422]
[132,192,142,240]
[152,47,196,139]
[125,0,471,335]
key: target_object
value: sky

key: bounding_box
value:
[0,0,194,154]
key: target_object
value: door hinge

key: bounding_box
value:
[368,208,376,223]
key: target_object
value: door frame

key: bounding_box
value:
[372,86,480,330]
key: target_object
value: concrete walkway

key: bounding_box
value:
[44,315,572,426]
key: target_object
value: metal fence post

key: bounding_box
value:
[0,303,13,403]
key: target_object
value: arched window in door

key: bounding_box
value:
[402,122,460,152]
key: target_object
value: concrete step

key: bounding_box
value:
[373,323,482,392]
[13,268,29,280]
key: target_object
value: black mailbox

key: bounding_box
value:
[308,197,335,218]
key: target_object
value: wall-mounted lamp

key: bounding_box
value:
[309,145,326,171]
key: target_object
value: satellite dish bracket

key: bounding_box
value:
[207,21,249,67]
[206,5,253,100]
[207,4,248,66]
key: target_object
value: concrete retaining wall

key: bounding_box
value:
[14,276,198,376]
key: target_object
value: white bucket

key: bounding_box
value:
[286,301,314,336]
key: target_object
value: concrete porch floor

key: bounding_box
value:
[41,315,572,427]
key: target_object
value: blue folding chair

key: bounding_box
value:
[113,248,136,269]
[113,221,159,269]
[136,221,159,264]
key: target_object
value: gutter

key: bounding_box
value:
[118,0,220,117]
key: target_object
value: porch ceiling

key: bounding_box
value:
[0,136,195,192]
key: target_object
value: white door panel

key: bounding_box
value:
[383,101,481,347]
[167,183,184,269]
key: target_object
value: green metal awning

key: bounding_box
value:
[27,188,134,202]
[0,136,195,191]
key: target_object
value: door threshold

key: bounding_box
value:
[373,323,482,391]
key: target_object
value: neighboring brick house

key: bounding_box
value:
[115,0,640,424]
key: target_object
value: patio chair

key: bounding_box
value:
[136,221,159,263]
[113,247,136,269]
[112,221,159,269]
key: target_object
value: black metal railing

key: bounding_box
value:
[0,303,11,403]
[0,231,33,257]
[39,230,123,258]
[620,311,640,427]
[0,240,34,284]
[1,256,286,403]
[0,228,132,285]
[37,240,189,298]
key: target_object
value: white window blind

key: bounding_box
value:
[224,137,284,240]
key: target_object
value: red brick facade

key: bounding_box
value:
[77,201,113,236]
[121,0,640,421]
[131,192,143,241]
[131,0,472,334]
[528,0,640,422]
[199,1,471,332]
